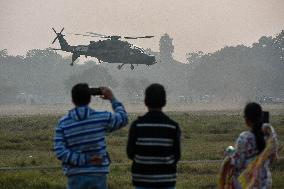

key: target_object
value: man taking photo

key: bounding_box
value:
[54,83,128,189]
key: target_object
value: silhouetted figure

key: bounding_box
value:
[127,83,181,189]
[54,83,128,189]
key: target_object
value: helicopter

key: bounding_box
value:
[51,28,156,70]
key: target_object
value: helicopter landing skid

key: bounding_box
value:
[117,64,125,70]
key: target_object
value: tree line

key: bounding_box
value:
[0,31,283,105]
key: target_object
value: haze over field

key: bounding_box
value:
[0,0,283,111]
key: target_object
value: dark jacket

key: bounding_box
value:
[127,110,181,188]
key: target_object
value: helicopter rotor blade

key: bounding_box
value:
[86,32,106,37]
[52,36,58,44]
[124,35,154,39]
[52,28,57,34]
[60,27,65,34]
[68,33,83,35]
[140,35,154,38]
[124,37,138,39]
[68,33,102,37]
[102,36,112,38]
[66,31,153,40]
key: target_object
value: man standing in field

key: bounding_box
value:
[127,83,181,189]
[54,83,128,189]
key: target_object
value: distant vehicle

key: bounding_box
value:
[178,96,192,104]
[256,95,284,104]
[16,92,37,105]
[51,28,156,69]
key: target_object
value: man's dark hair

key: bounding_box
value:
[145,83,166,109]
[71,83,91,106]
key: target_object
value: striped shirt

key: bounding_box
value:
[54,98,128,176]
[127,111,181,188]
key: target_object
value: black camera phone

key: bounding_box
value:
[262,111,270,123]
[89,88,102,96]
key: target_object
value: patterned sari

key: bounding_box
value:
[219,124,278,189]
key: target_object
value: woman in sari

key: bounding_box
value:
[219,102,279,189]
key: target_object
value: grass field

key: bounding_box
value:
[0,111,283,189]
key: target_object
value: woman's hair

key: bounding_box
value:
[244,102,265,153]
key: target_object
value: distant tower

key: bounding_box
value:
[159,33,174,63]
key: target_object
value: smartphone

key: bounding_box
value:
[89,88,102,96]
[262,111,269,123]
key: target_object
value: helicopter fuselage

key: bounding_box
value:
[53,29,156,68]
[71,40,155,65]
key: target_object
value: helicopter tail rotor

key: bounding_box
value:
[52,27,65,44]
[52,36,58,44]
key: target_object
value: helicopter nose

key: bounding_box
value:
[148,56,156,65]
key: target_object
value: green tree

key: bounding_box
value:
[187,31,284,102]
[273,30,284,62]
[0,49,8,58]
[0,77,17,104]
[26,48,62,64]
[186,51,204,64]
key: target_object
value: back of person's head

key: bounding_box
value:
[244,102,262,124]
[72,83,91,106]
[244,102,265,153]
[145,83,166,109]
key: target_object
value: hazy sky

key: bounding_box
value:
[0,0,283,62]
